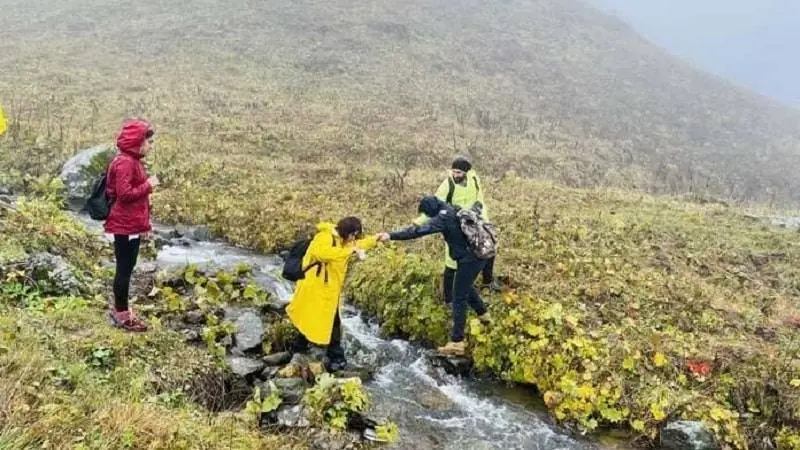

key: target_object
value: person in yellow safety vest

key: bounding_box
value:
[413,156,500,305]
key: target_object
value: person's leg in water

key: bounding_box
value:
[438,259,489,356]
[326,313,347,371]
[482,256,501,292]
[108,235,147,332]
[442,267,456,305]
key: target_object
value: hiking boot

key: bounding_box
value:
[437,341,467,356]
[108,309,148,332]
[484,279,502,293]
[326,359,347,373]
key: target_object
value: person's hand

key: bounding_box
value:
[148,175,160,188]
[376,232,390,243]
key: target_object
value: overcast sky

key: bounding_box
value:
[587,0,800,107]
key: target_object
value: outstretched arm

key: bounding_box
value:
[355,235,379,251]
[307,234,355,263]
[390,215,446,241]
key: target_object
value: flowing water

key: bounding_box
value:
[72,212,608,450]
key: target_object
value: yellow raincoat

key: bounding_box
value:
[286,222,378,345]
[0,104,7,136]
[414,170,488,269]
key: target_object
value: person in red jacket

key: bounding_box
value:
[104,119,159,332]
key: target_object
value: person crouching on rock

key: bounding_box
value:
[286,217,378,372]
[377,196,491,356]
[104,119,159,332]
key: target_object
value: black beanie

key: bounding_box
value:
[452,157,472,172]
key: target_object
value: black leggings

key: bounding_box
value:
[113,235,141,311]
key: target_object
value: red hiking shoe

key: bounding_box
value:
[108,309,148,332]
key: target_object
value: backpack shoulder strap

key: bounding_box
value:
[473,175,480,194]
[446,177,455,205]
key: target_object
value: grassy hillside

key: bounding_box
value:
[2,0,800,204]
[4,0,800,448]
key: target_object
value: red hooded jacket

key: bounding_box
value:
[104,120,153,235]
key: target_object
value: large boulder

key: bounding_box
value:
[26,252,80,295]
[233,310,265,354]
[59,144,116,208]
[660,421,719,450]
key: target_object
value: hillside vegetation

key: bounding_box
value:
[2,0,800,204]
[4,0,800,448]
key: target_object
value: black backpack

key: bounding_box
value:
[85,171,113,221]
[281,235,337,282]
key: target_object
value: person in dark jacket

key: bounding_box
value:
[378,196,490,356]
[104,118,159,332]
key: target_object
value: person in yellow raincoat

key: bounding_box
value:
[286,217,378,371]
[0,104,7,136]
[413,156,500,305]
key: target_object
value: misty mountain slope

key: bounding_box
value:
[2,0,800,202]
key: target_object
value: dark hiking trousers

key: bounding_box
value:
[292,314,346,364]
[451,259,488,342]
[443,256,497,304]
[113,234,141,311]
[482,256,495,285]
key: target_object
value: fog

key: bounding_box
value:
[589,0,800,107]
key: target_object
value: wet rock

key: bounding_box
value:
[175,224,213,241]
[266,377,307,405]
[184,310,206,325]
[308,429,360,450]
[261,366,280,380]
[416,388,455,411]
[432,355,473,377]
[263,351,292,366]
[183,329,201,342]
[136,261,158,274]
[0,194,15,206]
[661,421,719,450]
[26,252,79,294]
[275,404,311,428]
[190,226,213,241]
[59,144,115,206]
[348,414,394,443]
[169,237,193,248]
[220,335,233,348]
[333,369,374,382]
[226,356,266,378]
[0,185,12,196]
[233,311,264,353]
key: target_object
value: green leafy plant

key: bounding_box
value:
[245,383,283,423]
[304,373,369,430]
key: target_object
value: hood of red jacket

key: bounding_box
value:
[116,119,152,158]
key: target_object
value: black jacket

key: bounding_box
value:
[390,196,477,263]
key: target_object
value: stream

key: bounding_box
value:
[71,213,608,450]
